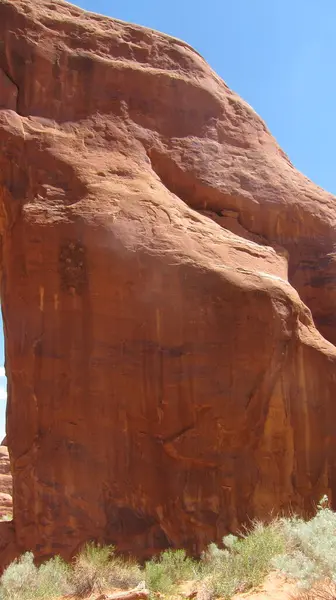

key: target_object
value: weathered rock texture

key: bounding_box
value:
[0,446,12,519]
[1,0,336,564]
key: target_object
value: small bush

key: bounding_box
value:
[201,522,285,599]
[70,542,142,597]
[0,553,37,600]
[273,502,336,589]
[34,556,71,598]
[0,553,70,600]
[145,549,198,594]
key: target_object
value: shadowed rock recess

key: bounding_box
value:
[1,0,336,566]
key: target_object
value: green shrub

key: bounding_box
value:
[145,549,198,594]
[201,522,285,599]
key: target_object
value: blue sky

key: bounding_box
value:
[0,0,335,440]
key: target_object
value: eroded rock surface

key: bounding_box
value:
[0,446,12,519]
[1,0,336,564]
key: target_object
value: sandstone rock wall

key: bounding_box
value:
[1,0,336,563]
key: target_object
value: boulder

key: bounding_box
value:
[0,0,336,563]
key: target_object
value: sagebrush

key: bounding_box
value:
[0,553,70,600]
[273,499,336,589]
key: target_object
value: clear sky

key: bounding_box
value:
[0,0,335,440]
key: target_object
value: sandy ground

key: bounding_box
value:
[57,573,300,600]
[233,573,298,600]
[176,573,298,600]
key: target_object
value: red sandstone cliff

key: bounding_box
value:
[1,0,336,564]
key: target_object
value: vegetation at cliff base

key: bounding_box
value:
[1,496,336,600]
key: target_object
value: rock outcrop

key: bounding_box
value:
[1,0,336,564]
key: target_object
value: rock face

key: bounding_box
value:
[0,446,12,520]
[1,0,336,564]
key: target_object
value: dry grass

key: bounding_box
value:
[295,581,336,600]
[70,543,142,598]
